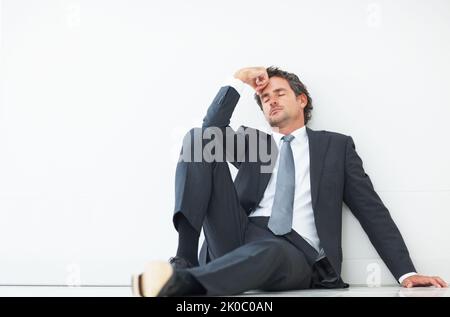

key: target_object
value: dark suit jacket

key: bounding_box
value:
[202,85,416,282]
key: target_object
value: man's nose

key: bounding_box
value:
[270,99,279,107]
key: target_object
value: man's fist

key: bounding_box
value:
[234,67,269,94]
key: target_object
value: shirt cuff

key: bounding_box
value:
[223,77,247,95]
[398,272,418,284]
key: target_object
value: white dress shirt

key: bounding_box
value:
[224,78,416,284]
[249,126,324,256]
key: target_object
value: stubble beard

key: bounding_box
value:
[268,111,289,127]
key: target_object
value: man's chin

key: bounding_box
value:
[268,117,286,127]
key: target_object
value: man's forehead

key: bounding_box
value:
[261,77,290,95]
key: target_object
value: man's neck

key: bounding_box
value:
[272,122,305,136]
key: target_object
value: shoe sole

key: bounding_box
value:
[131,261,174,297]
[131,274,141,297]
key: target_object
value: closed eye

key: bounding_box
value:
[262,89,287,103]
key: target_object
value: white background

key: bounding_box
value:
[0,0,449,286]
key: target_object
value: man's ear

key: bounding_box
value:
[296,93,308,110]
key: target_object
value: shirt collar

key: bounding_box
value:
[271,125,307,146]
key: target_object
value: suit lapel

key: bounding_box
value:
[255,127,330,212]
[306,127,330,211]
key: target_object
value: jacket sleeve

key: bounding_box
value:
[343,136,416,281]
[201,86,246,168]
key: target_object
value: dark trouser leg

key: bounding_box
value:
[187,238,312,296]
[175,214,201,266]
[173,128,248,261]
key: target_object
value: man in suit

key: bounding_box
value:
[132,66,447,297]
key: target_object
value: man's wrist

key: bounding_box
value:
[399,272,418,284]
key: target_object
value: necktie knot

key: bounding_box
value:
[282,134,295,143]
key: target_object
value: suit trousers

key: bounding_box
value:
[173,155,316,295]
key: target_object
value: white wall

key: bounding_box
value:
[0,0,449,286]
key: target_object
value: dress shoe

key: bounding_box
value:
[131,261,202,297]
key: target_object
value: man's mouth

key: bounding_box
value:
[270,107,283,116]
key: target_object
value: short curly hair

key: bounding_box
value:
[254,66,313,125]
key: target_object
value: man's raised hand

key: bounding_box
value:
[234,67,269,95]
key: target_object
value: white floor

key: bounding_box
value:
[0,285,448,297]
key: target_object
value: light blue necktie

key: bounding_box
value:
[268,134,295,236]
